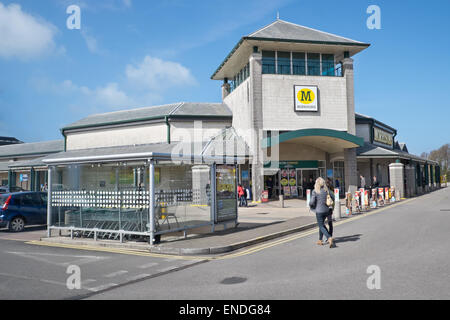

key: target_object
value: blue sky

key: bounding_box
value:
[0,0,449,155]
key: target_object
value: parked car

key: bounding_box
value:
[0,192,47,232]
[0,186,25,194]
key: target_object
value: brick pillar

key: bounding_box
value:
[344,148,358,194]
[389,163,405,199]
[249,50,264,202]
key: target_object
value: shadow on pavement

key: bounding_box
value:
[333,234,362,244]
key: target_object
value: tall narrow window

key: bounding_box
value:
[307,53,320,75]
[292,52,306,75]
[262,51,276,74]
[277,51,291,75]
[321,54,335,76]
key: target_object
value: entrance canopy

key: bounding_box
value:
[262,128,364,153]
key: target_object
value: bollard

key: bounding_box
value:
[345,192,352,216]
[354,191,361,214]
[359,188,365,211]
[371,189,377,208]
[279,194,284,208]
[306,189,311,208]
[378,187,385,206]
[364,190,370,210]
[334,188,341,220]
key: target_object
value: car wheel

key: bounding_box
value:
[9,217,25,232]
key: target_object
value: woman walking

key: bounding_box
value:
[309,177,335,248]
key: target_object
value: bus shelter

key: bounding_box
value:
[42,142,245,245]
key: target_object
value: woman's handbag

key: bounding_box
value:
[326,190,334,208]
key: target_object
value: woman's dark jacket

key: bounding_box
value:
[309,188,335,215]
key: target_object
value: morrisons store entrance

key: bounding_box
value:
[262,129,364,201]
[266,161,323,199]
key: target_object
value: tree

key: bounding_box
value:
[427,143,450,180]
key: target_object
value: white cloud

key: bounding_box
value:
[93,82,134,108]
[30,55,195,113]
[123,0,132,8]
[0,2,58,60]
[81,29,101,54]
[125,55,196,91]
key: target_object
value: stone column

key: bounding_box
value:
[249,49,264,202]
[343,56,356,135]
[389,162,405,199]
[344,148,358,194]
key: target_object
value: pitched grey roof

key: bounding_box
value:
[355,113,397,133]
[211,19,370,80]
[357,143,437,164]
[248,20,368,45]
[0,140,64,159]
[0,136,23,146]
[63,102,232,131]
[7,157,48,169]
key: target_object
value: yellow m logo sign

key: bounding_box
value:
[297,89,315,105]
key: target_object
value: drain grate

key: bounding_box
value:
[220,277,247,285]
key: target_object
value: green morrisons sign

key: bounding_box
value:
[264,160,319,169]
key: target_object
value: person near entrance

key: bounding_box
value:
[309,177,335,248]
[360,175,366,189]
[302,177,307,198]
[238,184,247,207]
[266,176,273,199]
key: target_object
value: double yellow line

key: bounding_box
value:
[27,197,416,261]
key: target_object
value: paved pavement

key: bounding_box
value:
[38,195,416,255]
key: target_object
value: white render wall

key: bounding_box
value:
[66,123,168,150]
[66,120,231,150]
[223,78,252,149]
[261,74,348,132]
[170,120,231,142]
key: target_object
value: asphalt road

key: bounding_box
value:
[0,187,449,300]
[0,238,206,300]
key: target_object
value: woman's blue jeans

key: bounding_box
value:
[316,211,331,241]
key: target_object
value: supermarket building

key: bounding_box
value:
[0,19,441,242]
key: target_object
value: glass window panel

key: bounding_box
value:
[155,164,211,232]
[321,54,335,76]
[277,51,291,75]
[262,51,276,74]
[292,52,306,75]
[307,53,320,76]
